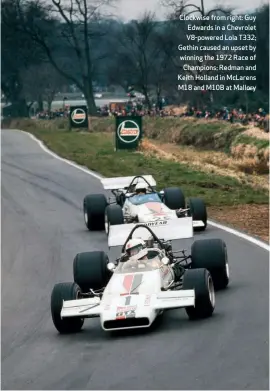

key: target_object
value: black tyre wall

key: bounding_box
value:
[183,268,215,320]
[191,238,229,289]
[73,251,111,291]
[83,194,107,231]
[163,187,185,210]
[51,282,84,334]
[187,197,207,231]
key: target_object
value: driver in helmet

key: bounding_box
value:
[122,238,160,269]
[135,182,148,195]
[125,238,148,261]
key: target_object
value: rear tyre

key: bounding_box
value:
[73,251,111,292]
[83,194,107,231]
[163,187,185,210]
[187,197,207,231]
[51,282,84,334]
[183,268,215,320]
[191,239,229,290]
[105,204,124,235]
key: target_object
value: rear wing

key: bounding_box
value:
[108,217,193,247]
[101,175,156,190]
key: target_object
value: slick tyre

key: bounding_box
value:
[187,197,207,231]
[51,282,84,334]
[83,194,107,231]
[163,187,185,210]
[73,251,111,292]
[191,238,229,290]
[183,268,215,320]
[105,204,124,235]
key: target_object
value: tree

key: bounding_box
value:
[14,0,117,117]
[110,13,165,109]
[1,0,44,116]
[21,63,67,112]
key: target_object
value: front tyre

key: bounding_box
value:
[105,205,124,235]
[183,268,215,320]
[83,194,107,231]
[51,282,84,334]
[187,197,207,231]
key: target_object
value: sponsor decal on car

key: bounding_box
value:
[120,274,143,296]
[116,306,137,319]
[145,202,167,216]
[145,220,168,227]
[144,295,151,306]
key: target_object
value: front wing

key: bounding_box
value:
[60,290,195,319]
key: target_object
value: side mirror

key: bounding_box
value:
[107,262,116,272]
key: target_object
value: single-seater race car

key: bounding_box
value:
[51,218,229,334]
[83,175,208,235]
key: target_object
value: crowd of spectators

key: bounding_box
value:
[36,108,69,119]
[34,101,269,132]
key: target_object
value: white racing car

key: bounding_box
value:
[51,218,229,334]
[83,175,208,235]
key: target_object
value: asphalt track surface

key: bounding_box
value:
[1,129,269,390]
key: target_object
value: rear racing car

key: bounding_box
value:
[51,218,229,334]
[83,175,208,235]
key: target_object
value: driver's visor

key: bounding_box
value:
[127,244,143,257]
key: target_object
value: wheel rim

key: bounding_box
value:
[207,275,215,307]
[105,214,110,235]
[84,209,88,226]
[225,262,230,279]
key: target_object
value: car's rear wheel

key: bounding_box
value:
[73,251,111,292]
[83,194,107,231]
[191,238,229,290]
[187,197,207,231]
[183,268,215,320]
[105,204,124,235]
[163,187,185,210]
[51,282,84,334]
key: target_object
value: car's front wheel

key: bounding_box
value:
[183,268,215,320]
[187,197,207,231]
[105,204,124,235]
[51,282,84,334]
[83,194,107,231]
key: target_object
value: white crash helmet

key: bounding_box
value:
[135,182,148,193]
[125,238,148,261]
